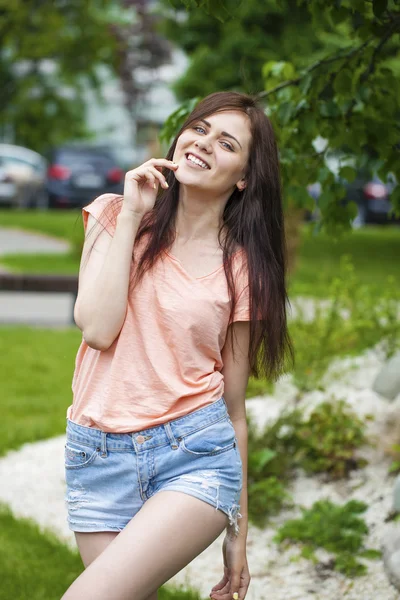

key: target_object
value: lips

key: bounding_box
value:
[185,152,211,170]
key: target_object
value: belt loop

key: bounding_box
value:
[100,431,108,457]
[164,422,179,450]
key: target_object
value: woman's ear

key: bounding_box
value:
[236,178,247,192]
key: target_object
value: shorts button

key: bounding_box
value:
[136,435,145,444]
[171,444,178,450]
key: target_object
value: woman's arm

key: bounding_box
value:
[74,208,142,351]
[75,158,178,351]
[221,320,251,541]
[228,418,248,542]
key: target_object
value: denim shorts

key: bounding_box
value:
[64,396,243,535]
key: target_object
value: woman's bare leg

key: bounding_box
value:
[74,531,158,600]
[61,490,228,600]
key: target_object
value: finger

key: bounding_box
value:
[140,169,157,189]
[211,574,229,591]
[125,167,154,188]
[147,158,178,171]
[211,576,229,592]
[145,166,170,189]
[210,581,230,598]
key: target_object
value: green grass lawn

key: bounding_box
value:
[0,252,80,274]
[0,326,81,457]
[0,209,82,243]
[289,224,399,297]
[1,210,398,297]
[0,504,205,600]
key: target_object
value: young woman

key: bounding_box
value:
[61,91,292,600]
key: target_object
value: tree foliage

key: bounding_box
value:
[0,0,170,155]
[163,0,400,230]
[0,0,121,153]
[160,0,345,100]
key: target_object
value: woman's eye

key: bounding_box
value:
[194,126,205,133]
[221,141,234,151]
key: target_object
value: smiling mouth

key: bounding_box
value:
[185,153,211,170]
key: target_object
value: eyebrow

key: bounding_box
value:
[200,119,242,149]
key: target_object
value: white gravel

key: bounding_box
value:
[1,345,400,599]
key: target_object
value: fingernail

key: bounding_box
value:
[164,181,169,188]
[233,593,239,600]
[153,183,157,189]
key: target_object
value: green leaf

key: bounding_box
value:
[263,60,295,81]
[278,101,295,125]
[358,549,382,560]
[159,97,201,146]
[372,0,388,17]
[250,448,278,472]
[334,69,353,95]
[339,166,357,182]
[299,73,313,95]
[319,100,340,118]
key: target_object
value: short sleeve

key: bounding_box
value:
[82,193,122,236]
[231,250,251,323]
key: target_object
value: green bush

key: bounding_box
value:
[247,399,369,525]
[248,477,294,528]
[273,499,381,577]
[294,400,369,479]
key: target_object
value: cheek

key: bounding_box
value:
[217,156,244,180]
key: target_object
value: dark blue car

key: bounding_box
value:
[46,146,124,208]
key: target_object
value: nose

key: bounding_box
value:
[194,138,212,153]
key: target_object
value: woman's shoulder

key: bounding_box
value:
[82,194,123,234]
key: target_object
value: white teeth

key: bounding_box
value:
[187,154,209,169]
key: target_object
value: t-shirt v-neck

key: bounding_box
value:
[163,248,243,281]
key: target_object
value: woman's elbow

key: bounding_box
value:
[82,330,114,352]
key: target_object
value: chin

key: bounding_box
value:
[174,171,210,188]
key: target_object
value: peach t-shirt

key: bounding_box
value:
[67,194,251,432]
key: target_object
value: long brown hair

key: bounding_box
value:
[96,91,293,381]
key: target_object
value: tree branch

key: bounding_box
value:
[257,39,373,101]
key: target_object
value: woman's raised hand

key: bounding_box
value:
[123,158,178,218]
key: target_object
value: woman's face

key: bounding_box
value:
[172,110,251,195]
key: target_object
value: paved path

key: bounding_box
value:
[0,226,74,326]
[0,227,70,255]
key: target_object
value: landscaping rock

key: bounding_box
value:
[373,353,400,401]
[382,527,400,592]
[393,476,400,512]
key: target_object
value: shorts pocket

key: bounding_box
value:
[65,439,98,470]
[180,417,236,457]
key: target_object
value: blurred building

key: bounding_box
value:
[83,49,187,169]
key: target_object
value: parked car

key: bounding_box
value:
[0,162,17,206]
[0,144,47,208]
[46,146,124,208]
[345,171,398,226]
[306,149,398,226]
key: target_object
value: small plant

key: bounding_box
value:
[388,443,400,475]
[248,477,293,528]
[246,398,370,526]
[273,499,381,577]
[246,410,302,525]
[294,399,368,479]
